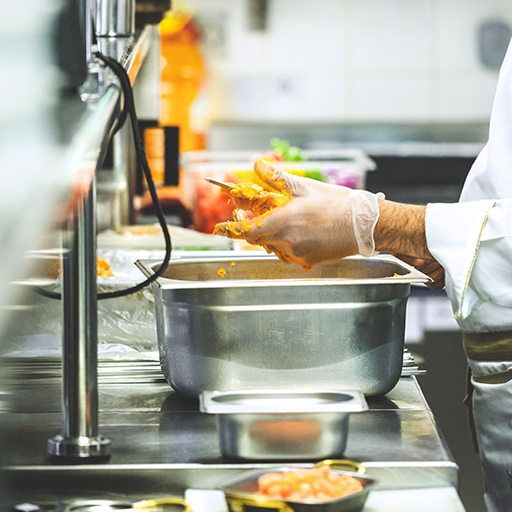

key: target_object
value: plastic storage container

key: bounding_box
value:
[181,150,376,234]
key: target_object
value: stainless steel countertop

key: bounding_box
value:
[0,366,460,508]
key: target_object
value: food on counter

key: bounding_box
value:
[124,225,163,235]
[97,256,114,277]
[257,465,363,502]
[49,256,114,278]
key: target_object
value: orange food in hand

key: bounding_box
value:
[257,465,363,502]
[213,209,255,239]
[222,181,290,216]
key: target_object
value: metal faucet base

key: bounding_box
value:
[47,435,112,459]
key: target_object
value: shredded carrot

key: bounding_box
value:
[54,256,114,277]
[97,256,114,277]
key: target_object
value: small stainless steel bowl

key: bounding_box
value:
[201,390,367,461]
[218,460,376,512]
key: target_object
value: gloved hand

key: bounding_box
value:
[214,159,384,270]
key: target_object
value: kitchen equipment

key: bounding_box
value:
[218,460,376,512]
[204,177,235,192]
[55,497,190,512]
[95,0,135,37]
[200,390,367,460]
[136,254,430,397]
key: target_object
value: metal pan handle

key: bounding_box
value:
[225,496,293,512]
[314,459,366,474]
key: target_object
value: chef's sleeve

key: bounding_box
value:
[424,199,512,319]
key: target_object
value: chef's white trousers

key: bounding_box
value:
[468,357,512,512]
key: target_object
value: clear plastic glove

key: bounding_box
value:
[214,159,384,270]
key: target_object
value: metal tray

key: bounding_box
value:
[218,461,376,512]
[136,254,430,397]
[201,390,367,461]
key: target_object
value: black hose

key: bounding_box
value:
[38,52,172,300]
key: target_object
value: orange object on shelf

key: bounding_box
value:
[143,126,165,186]
[159,13,207,153]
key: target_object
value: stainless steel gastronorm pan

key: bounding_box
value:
[136,255,430,397]
[200,389,368,461]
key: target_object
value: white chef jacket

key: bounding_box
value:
[424,37,512,512]
[426,36,512,331]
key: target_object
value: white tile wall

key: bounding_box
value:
[176,0,512,123]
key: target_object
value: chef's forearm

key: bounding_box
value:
[374,200,434,259]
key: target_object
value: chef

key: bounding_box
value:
[214,37,512,512]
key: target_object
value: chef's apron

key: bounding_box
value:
[463,331,512,512]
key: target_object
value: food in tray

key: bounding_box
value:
[257,465,363,502]
[96,256,114,277]
[48,256,114,278]
[124,225,164,235]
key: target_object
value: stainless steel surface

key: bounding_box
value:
[200,390,368,414]
[96,27,158,227]
[48,84,121,460]
[55,499,133,512]
[201,390,367,461]
[97,26,155,71]
[219,466,375,512]
[401,349,426,376]
[204,177,235,191]
[218,412,351,461]
[2,359,166,383]
[137,255,430,397]
[137,253,430,285]
[80,0,93,63]
[0,351,418,383]
[55,497,191,512]
[95,0,135,37]
[207,122,488,156]
[113,115,138,226]
[47,28,157,459]
[48,158,111,459]
[1,374,462,511]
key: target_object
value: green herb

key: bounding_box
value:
[271,138,305,162]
